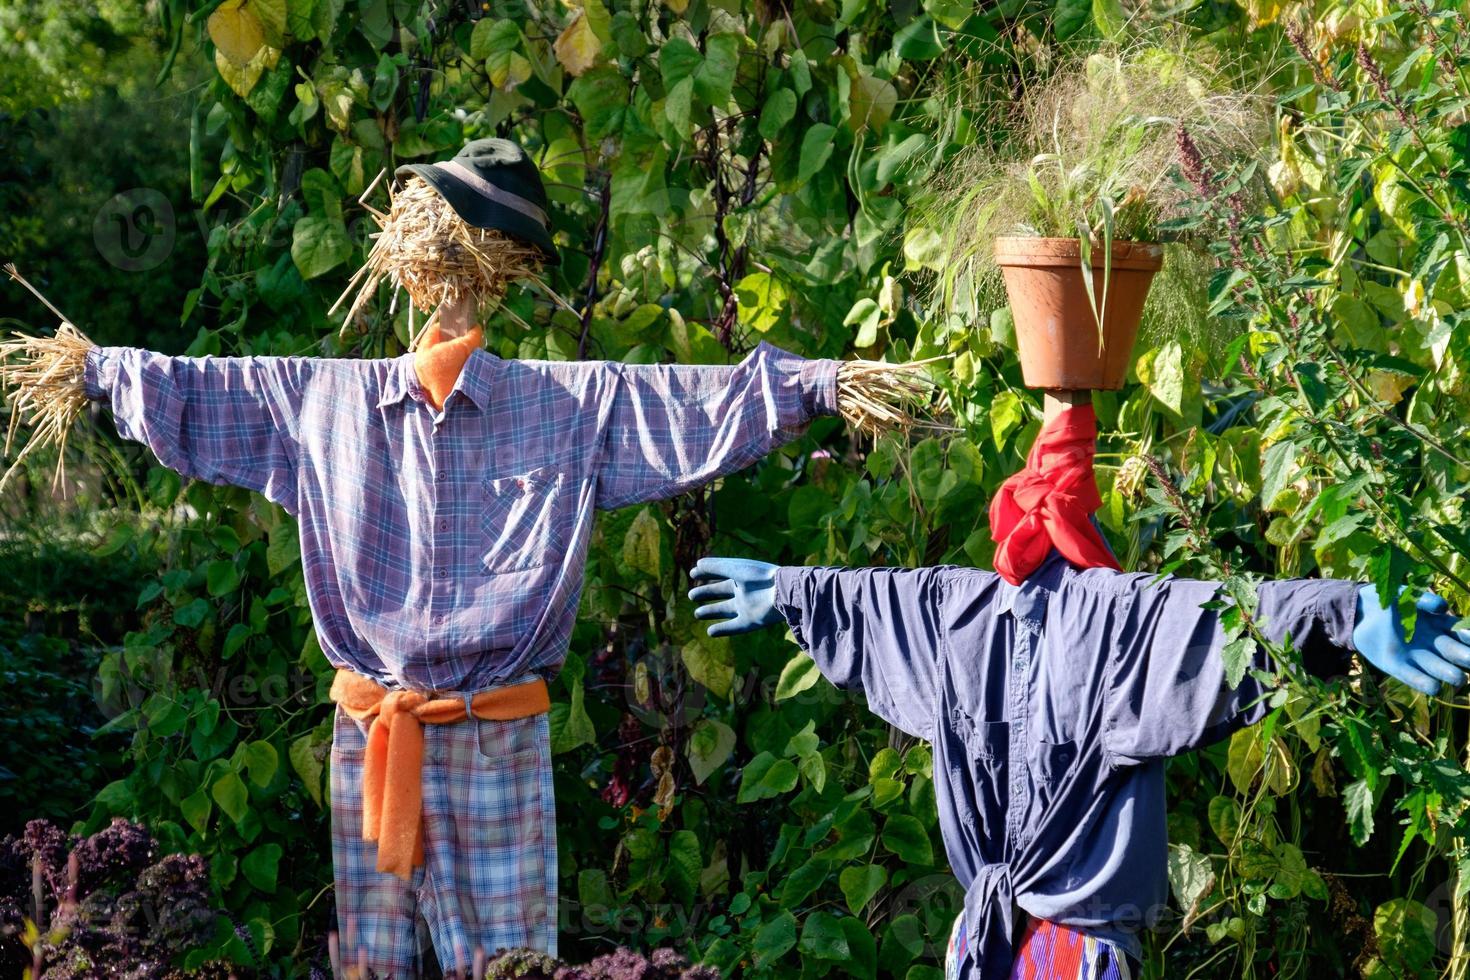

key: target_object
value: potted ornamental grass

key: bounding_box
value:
[930,38,1270,390]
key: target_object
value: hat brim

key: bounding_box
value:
[394,162,560,266]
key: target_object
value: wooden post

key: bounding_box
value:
[1043,389,1092,424]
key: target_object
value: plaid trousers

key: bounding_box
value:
[330,700,558,977]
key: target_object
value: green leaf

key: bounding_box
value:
[622,507,662,578]
[241,843,282,893]
[181,787,212,834]
[1220,635,1255,690]
[244,741,278,788]
[174,598,211,628]
[989,390,1025,447]
[1146,342,1186,417]
[798,124,838,184]
[800,911,852,960]
[1344,779,1376,845]
[1092,0,1126,39]
[893,16,945,59]
[567,66,627,139]
[659,37,702,88]
[738,752,799,803]
[1166,843,1214,912]
[687,719,736,785]
[753,911,798,967]
[1260,439,1298,511]
[549,677,596,754]
[667,830,702,903]
[881,814,933,864]
[840,864,888,914]
[695,33,740,106]
[759,88,798,142]
[290,215,352,280]
[212,771,249,824]
[206,559,241,597]
[775,653,821,702]
[289,733,324,807]
[682,635,734,700]
[780,857,830,906]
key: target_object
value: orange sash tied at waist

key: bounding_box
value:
[988,403,1121,586]
[329,668,551,880]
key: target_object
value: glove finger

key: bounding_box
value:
[1431,632,1470,669]
[692,556,756,580]
[1416,591,1450,615]
[687,581,735,603]
[708,618,756,638]
[1414,646,1468,687]
[693,599,737,621]
[1388,662,1443,697]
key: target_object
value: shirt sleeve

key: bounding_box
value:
[1102,574,1361,766]
[84,346,313,514]
[771,565,959,741]
[593,341,840,510]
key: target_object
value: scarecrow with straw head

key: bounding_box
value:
[0,137,937,976]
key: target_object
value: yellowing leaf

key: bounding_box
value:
[1243,0,1285,28]
[215,43,279,99]
[1366,369,1415,405]
[554,12,602,78]
[663,0,690,13]
[209,0,267,68]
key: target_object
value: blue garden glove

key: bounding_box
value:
[1353,586,1470,696]
[688,557,784,636]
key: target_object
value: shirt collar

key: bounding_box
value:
[375,348,496,412]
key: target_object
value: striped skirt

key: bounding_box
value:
[945,914,1134,979]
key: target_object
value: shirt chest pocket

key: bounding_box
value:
[480,466,570,574]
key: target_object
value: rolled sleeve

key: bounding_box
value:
[798,355,841,418]
[83,346,116,400]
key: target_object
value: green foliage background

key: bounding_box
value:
[1,0,1468,977]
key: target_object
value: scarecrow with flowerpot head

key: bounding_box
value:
[685,43,1470,980]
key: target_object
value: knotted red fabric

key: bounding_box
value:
[988,403,1120,586]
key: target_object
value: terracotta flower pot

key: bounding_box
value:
[993,236,1164,391]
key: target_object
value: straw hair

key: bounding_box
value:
[0,264,96,495]
[330,171,557,348]
[835,358,951,439]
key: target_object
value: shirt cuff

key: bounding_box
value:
[1297,579,1363,679]
[799,357,841,418]
[771,565,811,651]
[82,346,116,401]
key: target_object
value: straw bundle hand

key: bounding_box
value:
[0,265,97,494]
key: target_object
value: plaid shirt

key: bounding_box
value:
[85,341,838,692]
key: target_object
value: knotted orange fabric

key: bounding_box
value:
[413,322,484,410]
[988,403,1121,586]
[329,669,550,879]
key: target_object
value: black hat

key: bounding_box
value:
[394,138,559,265]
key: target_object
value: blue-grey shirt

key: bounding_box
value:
[771,552,1360,979]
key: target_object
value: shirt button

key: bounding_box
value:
[438,520,449,531]
[435,471,446,482]
[436,567,448,578]
[433,613,446,624]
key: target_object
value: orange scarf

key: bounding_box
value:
[330,669,550,879]
[413,322,484,410]
[988,404,1120,586]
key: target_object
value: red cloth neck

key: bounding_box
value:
[988,403,1120,586]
